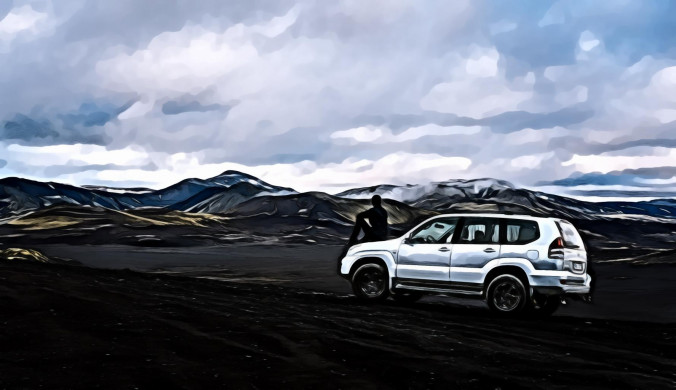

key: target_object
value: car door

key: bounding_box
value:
[396,217,459,281]
[450,217,501,285]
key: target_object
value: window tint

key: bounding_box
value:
[505,220,540,244]
[410,218,458,244]
[459,218,499,244]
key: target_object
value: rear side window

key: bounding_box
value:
[504,220,539,245]
[556,220,584,248]
[458,218,500,244]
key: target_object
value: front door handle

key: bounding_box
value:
[438,247,450,252]
[484,248,496,253]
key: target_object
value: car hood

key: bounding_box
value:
[349,238,401,254]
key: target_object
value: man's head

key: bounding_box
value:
[371,194,382,207]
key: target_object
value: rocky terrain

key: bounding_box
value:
[1,254,675,389]
[1,171,676,388]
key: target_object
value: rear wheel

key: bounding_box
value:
[486,274,528,315]
[351,263,389,302]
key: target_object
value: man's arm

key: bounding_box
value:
[357,208,375,220]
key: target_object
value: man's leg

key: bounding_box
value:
[339,217,366,275]
[348,222,362,245]
[349,217,372,245]
[338,218,374,275]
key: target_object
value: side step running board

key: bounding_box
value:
[394,283,482,296]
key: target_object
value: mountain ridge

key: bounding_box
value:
[0,170,296,218]
[2,172,676,222]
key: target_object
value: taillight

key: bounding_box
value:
[549,237,564,259]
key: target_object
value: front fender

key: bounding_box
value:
[340,250,397,289]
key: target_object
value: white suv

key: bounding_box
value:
[338,214,591,316]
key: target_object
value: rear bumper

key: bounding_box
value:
[529,271,591,296]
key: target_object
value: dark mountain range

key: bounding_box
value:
[4,173,675,222]
[0,170,295,218]
[0,191,435,246]
[223,191,435,234]
[1,172,675,261]
[167,181,295,214]
[335,178,517,203]
[81,185,154,194]
[334,178,676,220]
[597,199,676,219]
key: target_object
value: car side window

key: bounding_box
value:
[409,218,459,244]
[458,218,500,244]
[505,220,539,244]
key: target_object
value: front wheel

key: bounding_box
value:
[486,274,528,315]
[351,263,389,302]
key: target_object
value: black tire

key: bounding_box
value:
[391,291,423,304]
[528,293,560,317]
[486,274,529,315]
[351,263,389,302]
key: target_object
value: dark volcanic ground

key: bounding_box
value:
[1,257,676,390]
[27,244,676,323]
[2,244,676,389]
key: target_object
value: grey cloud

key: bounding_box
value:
[0,159,6,169]
[0,3,12,17]
[364,107,594,137]
[203,126,329,165]
[477,106,595,133]
[494,25,579,68]
[546,137,676,156]
[59,102,122,128]
[1,114,108,145]
[2,115,59,141]
[318,135,483,166]
[538,167,676,189]
[620,166,676,179]
[568,190,676,198]
[61,0,295,48]
[381,107,594,134]
[43,161,158,177]
[162,101,227,116]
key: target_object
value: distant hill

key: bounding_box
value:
[4,173,676,222]
[0,170,296,218]
[2,172,676,261]
[0,194,434,246]
[223,191,435,229]
[334,178,676,221]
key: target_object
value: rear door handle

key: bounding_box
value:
[438,247,450,252]
[484,248,496,253]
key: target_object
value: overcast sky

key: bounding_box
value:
[1,0,676,200]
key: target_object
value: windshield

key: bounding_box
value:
[410,218,458,244]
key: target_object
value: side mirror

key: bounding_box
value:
[403,234,413,245]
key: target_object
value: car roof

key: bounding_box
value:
[433,213,560,222]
